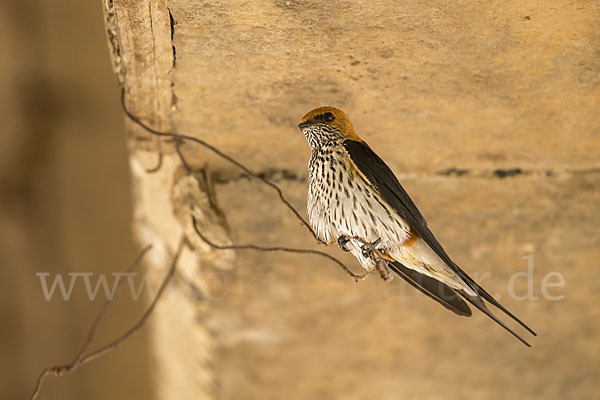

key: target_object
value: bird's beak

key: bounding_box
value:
[298,122,311,130]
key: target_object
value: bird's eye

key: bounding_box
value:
[323,112,335,122]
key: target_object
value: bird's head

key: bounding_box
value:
[298,106,359,151]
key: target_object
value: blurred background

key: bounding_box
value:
[1,1,599,399]
[0,1,151,399]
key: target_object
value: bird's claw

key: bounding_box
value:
[361,246,372,259]
[337,235,351,252]
[358,238,391,281]
[360,238,381,259]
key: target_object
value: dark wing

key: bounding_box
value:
[343,139,536,339]
[388,261,471,317]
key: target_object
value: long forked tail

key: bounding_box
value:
[390,261,536,347]
[455,266,537,337]
[389,262,472,317]
[457,289,534,347]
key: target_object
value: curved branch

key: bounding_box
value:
[30,240,184,400]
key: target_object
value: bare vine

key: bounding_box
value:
[191,217,367,280]
[120,89,316,239]
[121,88,364,280]
[30,240,185,400]
[30,88,370,399]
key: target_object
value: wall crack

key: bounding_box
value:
[168,7,178,109]
[211,166,600,186]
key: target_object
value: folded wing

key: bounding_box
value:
[343,139,536,344]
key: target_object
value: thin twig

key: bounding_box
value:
[192,216,367,281]
[120,88,319,240]
[174,137,192,172]
[30,87,370,400]
[30,239,184,400]
[146,152,164,173]
[124,88,367,281]
[72,245,153,362]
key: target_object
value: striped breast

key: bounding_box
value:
[308,143,468,287]
[307,144,412,252]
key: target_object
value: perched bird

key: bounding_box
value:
[298,106,536,346]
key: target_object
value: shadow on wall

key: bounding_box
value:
[0,1,151,399]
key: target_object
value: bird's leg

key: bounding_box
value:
[360,238,381,259]
[359,238,392,281]
[337,235,351,252]
[339,235,392,280]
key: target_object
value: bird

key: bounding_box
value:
[297,106,536,346]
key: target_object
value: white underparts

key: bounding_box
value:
[307,144,474,294]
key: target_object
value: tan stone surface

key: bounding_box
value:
[105,0,599,398]
[209,173,599,399]
[3,0,597,399]
[170,0,600,174]
[170,2,600,398]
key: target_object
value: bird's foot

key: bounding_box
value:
[358,238,391,281]
[360,238,382,259]
[337,235,351,252]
